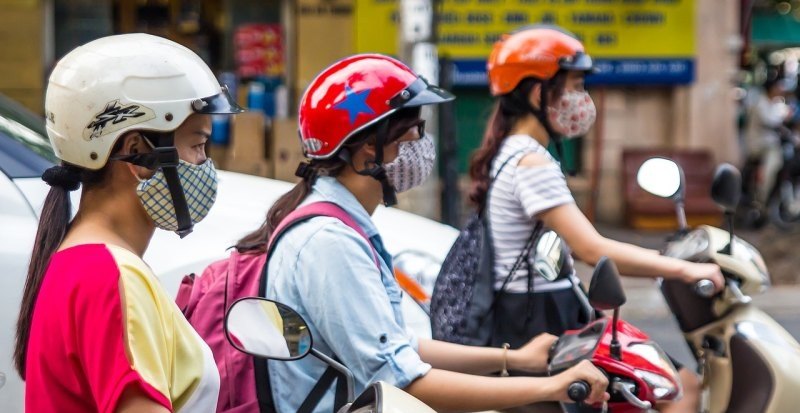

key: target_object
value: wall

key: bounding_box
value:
[0,0,45,113]
[583,0,740,224]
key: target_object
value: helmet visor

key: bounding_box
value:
[389,77,455,109]
[191,87,246,114]
[559,52,594,73]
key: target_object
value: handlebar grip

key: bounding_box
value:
[567,380,590,402]
[694,279,716,297]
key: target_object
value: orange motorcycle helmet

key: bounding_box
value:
[488,25,594,96]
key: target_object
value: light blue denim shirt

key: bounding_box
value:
[265,176,432,412]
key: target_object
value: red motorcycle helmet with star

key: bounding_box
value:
[297,54,454,205]
[299,54,453,160]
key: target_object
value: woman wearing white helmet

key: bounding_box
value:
[14,34,242,413]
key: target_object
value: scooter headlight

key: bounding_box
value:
[628,343,683,401]
[731,236,770,289]
[634,369,681,400]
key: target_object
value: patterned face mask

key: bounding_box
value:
[136,159,218,232]
[384,134,436,193]
[548,90,597,138]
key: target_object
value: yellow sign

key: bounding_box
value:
[355,0,695,59]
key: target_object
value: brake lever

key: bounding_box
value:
[727,279,752,305]
[611,379,652,410]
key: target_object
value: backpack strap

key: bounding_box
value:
[296,356,347,413]
[256,201,380,413]
[266,201,380,269]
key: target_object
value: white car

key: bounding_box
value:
[0,94,457,412]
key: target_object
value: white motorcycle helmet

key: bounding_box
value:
[45,33,243,235]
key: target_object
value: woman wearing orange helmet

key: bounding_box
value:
[236,54,609,412]
[470,25,724,412]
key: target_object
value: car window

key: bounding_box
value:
[0,94,56,178]
[0,132,53,178]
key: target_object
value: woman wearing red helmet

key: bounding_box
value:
[470,25,723,412]
[236,54,609,412]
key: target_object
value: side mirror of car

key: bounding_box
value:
[224,297,312,361]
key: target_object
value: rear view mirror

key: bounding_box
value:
[225,297,312,361]
[533,230,567,282]
[710,163,742,213]
[636,157,684,200]
[347,381,437,413]
[588,257,626,311]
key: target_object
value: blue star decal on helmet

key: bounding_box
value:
[334,85,375,124]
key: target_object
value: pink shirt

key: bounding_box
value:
[25,244,219,413]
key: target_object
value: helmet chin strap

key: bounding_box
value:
[344,119,399,207]
[528,79,565,161]
[159,135,194,238]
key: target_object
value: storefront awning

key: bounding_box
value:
[752,13,800,47]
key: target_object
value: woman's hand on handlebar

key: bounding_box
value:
[680,262,724,292]
[552,360,609,404]
[509,333,558,373]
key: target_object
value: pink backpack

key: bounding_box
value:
[175,202,376,413]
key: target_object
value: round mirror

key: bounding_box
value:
[532,230,566,282]
[636,157,683,199]
[225,298,312,360]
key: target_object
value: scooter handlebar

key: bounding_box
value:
[567,380,590,402]
[694,279,716,298]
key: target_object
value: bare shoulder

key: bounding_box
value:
[517,152,553,168]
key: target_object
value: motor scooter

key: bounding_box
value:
[223,296,437,413]
[637,157,800,413]
[545,252,683,413]
[767,132,800,229]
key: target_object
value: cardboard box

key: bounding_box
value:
[206,143,229,170]
[226,112,273,177]
[271,117,305,183]
[295,0,354,91]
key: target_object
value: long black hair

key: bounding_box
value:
[14,141,123,379]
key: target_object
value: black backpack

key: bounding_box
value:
[430,150,540,345]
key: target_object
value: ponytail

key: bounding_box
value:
[15,147,119,378]
[235,177,316,254]
[14,165,80,378]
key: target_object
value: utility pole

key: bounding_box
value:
[397,0,441,220]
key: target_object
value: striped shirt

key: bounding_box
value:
[488,134,575,293]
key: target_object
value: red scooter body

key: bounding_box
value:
[550,316,683,412]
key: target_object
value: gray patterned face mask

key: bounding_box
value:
[384,134,436,193]
[136,159,218,232]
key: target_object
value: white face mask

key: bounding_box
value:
[136,159,218,232]
[548,90,597,138]
[384,134,436,193]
